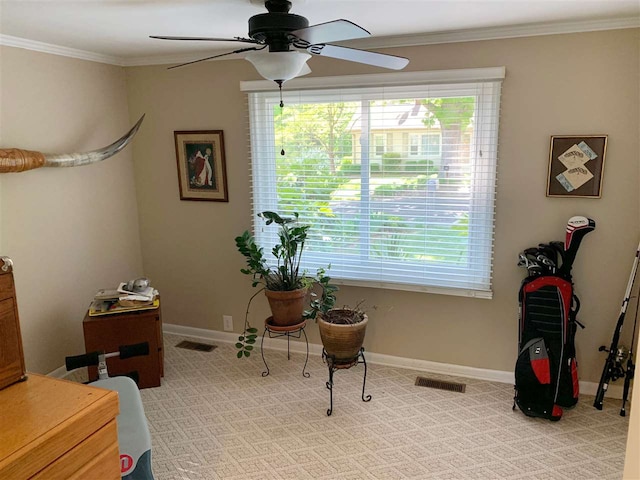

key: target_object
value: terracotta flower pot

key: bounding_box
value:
[318,309,368,361]
[264,288,308,326]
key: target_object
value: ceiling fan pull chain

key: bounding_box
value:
[277,80,284,108]
[277,80,285,156]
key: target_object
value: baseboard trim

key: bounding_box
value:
[162,323,625,399]
[47,365,69,379]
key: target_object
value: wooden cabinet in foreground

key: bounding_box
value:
[0,373,120,479]
[0,256,27,390]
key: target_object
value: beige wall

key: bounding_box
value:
[126,28,639,382]
[0,47,144,373]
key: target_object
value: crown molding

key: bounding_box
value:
[1,16,638,67]
[344,16,640,51]
[118,53,219,68]
[0,34,123,65]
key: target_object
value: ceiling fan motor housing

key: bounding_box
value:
[249,10,309,52]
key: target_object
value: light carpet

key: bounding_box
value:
[137,333,629,480]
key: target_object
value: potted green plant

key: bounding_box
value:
[236,211,317,325]
[235,211,336,357]
[317,305,368,362]
[309,283,368,363]
[235,211,368,360]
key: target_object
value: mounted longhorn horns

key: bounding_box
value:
[0,115,145,173]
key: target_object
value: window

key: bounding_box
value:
[243,68,504,297]
[409,133,441,159]
[423,133,441,159]
[409,134,420,156]
[373,134,386,157]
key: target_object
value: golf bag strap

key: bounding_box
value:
[571,294,585,329]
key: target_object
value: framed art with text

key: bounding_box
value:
[174,130,228,202]
[546,135,607,198]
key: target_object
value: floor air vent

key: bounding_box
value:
[415,376,466,393]
[176,340,217,352]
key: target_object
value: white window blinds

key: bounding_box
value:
[243,68,504,298]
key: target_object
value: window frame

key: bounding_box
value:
[242,68,504,298]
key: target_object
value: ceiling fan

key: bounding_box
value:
[150,0,409,86]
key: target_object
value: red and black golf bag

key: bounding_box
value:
[514,216,595,421]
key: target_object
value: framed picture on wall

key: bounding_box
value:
[546,135,607,198]
[174,130,229,202]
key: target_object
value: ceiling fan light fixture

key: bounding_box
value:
[245,51,311,82]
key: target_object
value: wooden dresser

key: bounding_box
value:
[0,257,27,389]
[0,374,120,479]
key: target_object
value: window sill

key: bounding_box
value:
[331,278,493,299]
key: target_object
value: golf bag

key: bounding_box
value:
[514,216,595,421]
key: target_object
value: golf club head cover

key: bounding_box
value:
[560,216,595,277]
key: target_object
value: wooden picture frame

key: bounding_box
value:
[546,135,607,198]
[174,130,228,202]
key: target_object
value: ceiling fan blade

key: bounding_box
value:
[308,44,409,70]
[150,35,260,44]
[168,46,264,70]
[292,19,370,45]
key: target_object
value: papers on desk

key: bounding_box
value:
[117,283,156,301]
[89,284,159,316]
[94,289,121,301]
[88,298,160,317]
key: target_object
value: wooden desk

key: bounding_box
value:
[0,374,120,479]
[83,303,164,389]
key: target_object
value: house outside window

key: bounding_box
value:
[244,68,504,297]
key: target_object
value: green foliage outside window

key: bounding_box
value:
[271,98,474,266]
[381,152,402,173]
